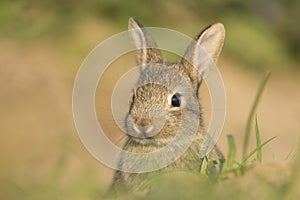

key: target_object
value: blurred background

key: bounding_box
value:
[1,0,300,199]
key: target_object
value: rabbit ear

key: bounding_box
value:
[181,23,225,82]
[128,18,163,69]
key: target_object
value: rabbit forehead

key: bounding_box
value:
[136,63,192,92]
[131,84,169,116]
[135,83,170,104]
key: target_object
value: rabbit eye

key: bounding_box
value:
[171,93,181,107]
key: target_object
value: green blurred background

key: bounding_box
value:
[1,0,300,199]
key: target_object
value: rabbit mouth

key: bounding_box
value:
[129,135,171,146]
[128,125,174,146]
[129,124,158,143]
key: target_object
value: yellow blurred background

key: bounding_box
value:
[1,0,300,199]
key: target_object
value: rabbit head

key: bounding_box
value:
[125,18,225,147]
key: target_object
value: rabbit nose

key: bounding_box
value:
[133,118,153,136]
[133,124,154,137]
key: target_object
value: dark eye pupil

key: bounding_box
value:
[171,94,180,107]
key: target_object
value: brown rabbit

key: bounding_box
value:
[111,18,225,192]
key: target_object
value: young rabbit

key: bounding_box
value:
[111,18,225,192]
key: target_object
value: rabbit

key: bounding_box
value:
[111,17,225,192]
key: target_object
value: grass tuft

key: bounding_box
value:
[242,72,271,157]
[255,115,262,163]
[240,136,276,165]
[224,134,237,170]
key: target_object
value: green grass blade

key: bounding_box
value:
[285,135,300,199]
[200,156,208,175]
[255,116,262,163]
[242,72,271,157]
[241,136,276,165]
[225,134,237,169]
[285,134,300,160]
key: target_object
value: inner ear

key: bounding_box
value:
[195,23,225,64]
[181,23,225,86]
[128,18,163,68]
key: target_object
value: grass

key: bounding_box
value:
[255,116,262,163]
[242,72,271,157]
[218,72,275,177]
